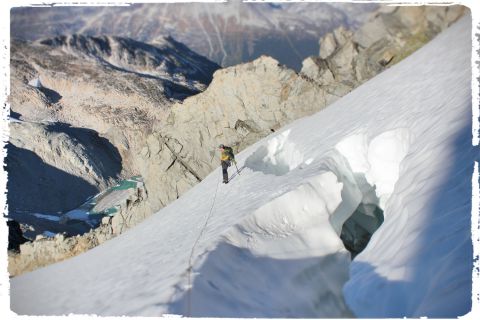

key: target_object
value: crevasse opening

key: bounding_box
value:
[171,129,410,316]
[334,129,410,257]
[337,173,384,258]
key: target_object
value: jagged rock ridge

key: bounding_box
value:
[300,5,467,96]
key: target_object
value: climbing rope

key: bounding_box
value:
[186,179,221,316]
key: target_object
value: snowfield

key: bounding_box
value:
[10,15,475,317]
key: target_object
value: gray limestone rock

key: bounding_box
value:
[319,33,337,60]
[301,5,467,94]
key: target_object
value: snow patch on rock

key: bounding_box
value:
[28,77,43,88]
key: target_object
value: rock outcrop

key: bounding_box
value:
[134,55,342,210]
[301,5,467,94]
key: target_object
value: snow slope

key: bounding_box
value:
[9,15,475,317]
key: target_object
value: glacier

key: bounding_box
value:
[9,15,476,318]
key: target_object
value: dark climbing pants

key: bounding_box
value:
[221,160,230,182]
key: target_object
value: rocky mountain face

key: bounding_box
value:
[10,34,219,169]
[10,2,379,69]
[133,56,334,212]
[38,34,219,92]
[7,35,219,246]
[7,5,467,275]
[300,5,467,96]
[11,35,219,114]
[136,5,467,213]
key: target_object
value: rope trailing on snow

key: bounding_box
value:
[186,179,221,316]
